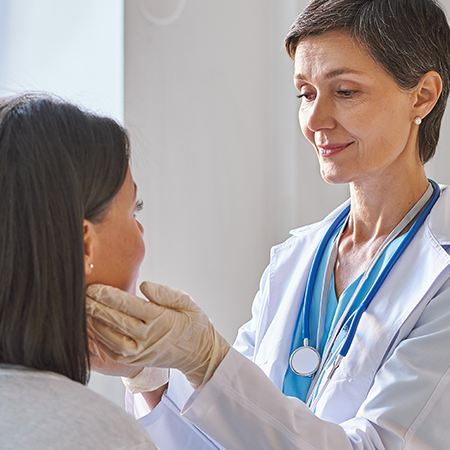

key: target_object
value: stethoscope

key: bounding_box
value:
[289,180,440,406]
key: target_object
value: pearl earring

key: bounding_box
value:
[414,116,422,125]
[90,264,94,269]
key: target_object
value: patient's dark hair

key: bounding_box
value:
[285,0,450,164]
[0,94,129,384]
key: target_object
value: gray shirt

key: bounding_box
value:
[0,365,157,450]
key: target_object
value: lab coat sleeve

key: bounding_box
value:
[126,369,226,450]
[182,279,450,450]
[182,348,354,450]
[125,272,270,449]
[125,268,270,450]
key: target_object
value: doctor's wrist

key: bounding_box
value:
[141,383,168,411]
[122,366,170,394]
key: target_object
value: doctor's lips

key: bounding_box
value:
[317,142,353,157]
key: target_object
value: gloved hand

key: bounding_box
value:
[85,282,230,391]
[87,318,144,379]
[122,366,169,394]
[87,309,169,392]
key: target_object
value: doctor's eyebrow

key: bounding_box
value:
[294,68,363,80]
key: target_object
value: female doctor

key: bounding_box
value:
[87,0,450,448]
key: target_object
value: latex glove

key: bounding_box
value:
[87,324,169,394]
[87,317,143,379]
[86,282,230,391]
[122,366,169,394]
[87,307,169,392]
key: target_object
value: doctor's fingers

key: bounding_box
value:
[86,298,195,358]
[86,321,170,369]
[87,300,204,358]
[86,296,169,343]
[86,317,144,377]
[87,284,166,321]
[140,281,203,313]
[88,314,151,357]
[88,342,143,378]
[86,282,202,322]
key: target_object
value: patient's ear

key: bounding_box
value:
[83,219,96,280]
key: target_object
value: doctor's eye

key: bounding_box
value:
[297,92,316,102]
[337,89,357,98]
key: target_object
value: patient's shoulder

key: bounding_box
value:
[0,366,156,450]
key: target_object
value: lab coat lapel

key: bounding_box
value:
[254,202,350,390]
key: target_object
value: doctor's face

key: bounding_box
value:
[85,167,145,294]
[294,31,418,186]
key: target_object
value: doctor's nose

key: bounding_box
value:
[304,96,335,133]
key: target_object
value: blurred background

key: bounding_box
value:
[1,0,449,407]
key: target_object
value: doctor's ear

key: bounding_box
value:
[411,71,442,120]
[83,219,96,278]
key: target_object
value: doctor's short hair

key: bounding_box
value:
[0,94,130,384]
[285,0,450,164]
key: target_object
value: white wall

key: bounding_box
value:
[425,3,450,185]
[0,0,124,118]
[126,0,450,349]
[125,0,349,347]
[0,0,126,407]
[427,108,450,184]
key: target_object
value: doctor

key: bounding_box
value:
[87,0,450,448]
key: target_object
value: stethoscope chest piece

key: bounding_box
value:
[289,345,320,377]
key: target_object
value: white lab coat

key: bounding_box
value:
[129,185,450,450]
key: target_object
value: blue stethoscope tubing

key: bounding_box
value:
[301,179,440,362]
[302,204,350,344]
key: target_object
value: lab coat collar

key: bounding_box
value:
[428,184,450,245]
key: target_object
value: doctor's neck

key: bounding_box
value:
[346,169,429,244]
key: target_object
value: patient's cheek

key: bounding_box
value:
[85,169,145,294]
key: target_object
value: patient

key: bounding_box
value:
[0,94,156,449]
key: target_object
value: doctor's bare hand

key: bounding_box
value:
[85,282,230,391]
